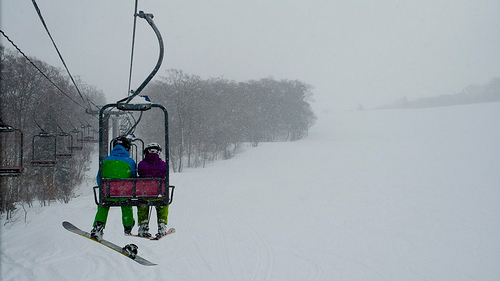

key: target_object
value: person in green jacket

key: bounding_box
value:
[90,136,137,240]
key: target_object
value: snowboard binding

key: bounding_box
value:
[122,244,138,259]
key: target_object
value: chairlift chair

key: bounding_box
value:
[69,128,83,151]
[81,124,98,143]
[56,130,73,158]
[31,131,57,166]
[93,101,174,207]
[92,8,174,207]
[0,124,24,176]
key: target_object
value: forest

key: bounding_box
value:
[0,45,317,218]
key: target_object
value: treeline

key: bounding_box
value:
[139,69,317,172]
[379,77,500,109]
[0,46,104,218]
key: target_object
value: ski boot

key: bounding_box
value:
[157,222,168,238]
[122,244,138,259]
[138,224,152,238]
[90,221,104,241]
[124,224,133,235]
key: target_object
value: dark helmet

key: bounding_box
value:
[112,136,131,151]
[144,142,162,155]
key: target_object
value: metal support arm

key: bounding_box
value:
[120,11,164,105]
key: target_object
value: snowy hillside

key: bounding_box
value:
[2,102,500,281]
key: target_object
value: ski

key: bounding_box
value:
[127,227,176,240]
[62,221,156,266]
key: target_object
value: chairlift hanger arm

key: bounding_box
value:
[122,11,164,104]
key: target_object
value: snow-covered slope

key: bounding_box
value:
[2,103,500,281]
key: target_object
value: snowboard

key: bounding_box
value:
[127,227,176,240]
[62,221,156,266]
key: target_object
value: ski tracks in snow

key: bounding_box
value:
[233,216,275,281]
[212,213,326,281]
[182,209,275,280]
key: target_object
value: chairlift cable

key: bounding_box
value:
[30,0,95,113]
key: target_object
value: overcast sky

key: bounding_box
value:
[2,0,500,111]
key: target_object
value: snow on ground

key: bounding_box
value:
[2,102,500,280]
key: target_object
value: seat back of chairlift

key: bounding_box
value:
[83,135,98,143]
[68,144,83,151]
[80,124,98,143]
[95,178,174,207]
